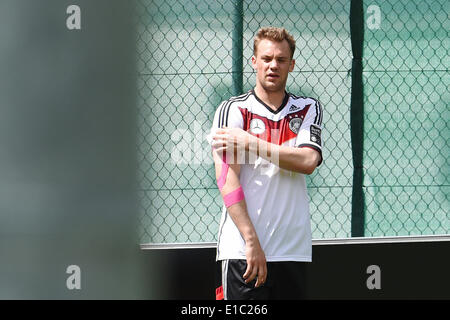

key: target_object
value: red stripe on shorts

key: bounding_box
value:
[215,285,224,300]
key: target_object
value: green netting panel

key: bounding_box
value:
[137,0,352,243]
[137,0,235,243]
[242,0,353,238]
[136,0,449,244]
[363,0,450,236]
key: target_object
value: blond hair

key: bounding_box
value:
[253,27,296,59]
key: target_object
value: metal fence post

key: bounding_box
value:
[232,0,244,96]
[350,0,365,237]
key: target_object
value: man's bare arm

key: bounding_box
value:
[249,137,321,174]
[212,128,321,175]
[212,149,267,287]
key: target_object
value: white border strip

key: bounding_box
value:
[140,234,450,250]
[140,242,217,250]
[311,234,450,246]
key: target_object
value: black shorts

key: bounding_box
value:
[215,259,308,300]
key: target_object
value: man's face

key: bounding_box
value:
[252,39,295,93]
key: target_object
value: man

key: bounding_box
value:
[209,27,323,300]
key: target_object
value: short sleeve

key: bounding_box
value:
[207,101,244,145]
[295,99,323,166]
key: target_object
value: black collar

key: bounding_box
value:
[252,90,289,114]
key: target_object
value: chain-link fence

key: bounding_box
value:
[136,0,449,244]
[363,0,449,236]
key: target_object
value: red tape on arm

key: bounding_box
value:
[223,186,245,208]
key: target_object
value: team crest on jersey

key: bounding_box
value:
[288,116,303,134]
[249,118,265,134]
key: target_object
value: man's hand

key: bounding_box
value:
[243,237,267,288]
[211,127,253,154]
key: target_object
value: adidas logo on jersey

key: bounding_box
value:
[288,105,300,112]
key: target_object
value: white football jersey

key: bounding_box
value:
[210,90,323,262]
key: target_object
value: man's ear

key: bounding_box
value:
[251,55,257,70]
[289,59,295,72]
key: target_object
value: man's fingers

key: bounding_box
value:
[243,264,252,280]
[211,139,227,149]
[216,127,227,134]
[243,261,260,284]
[212,135,227,142]
[212,133,231,142]
[254,264,267,288]
[246,268,258,284]
[256,264,268,288]
[255,276,264,288]
[243,261,258,283]
[244,266,267,288]
[214,128,229,137]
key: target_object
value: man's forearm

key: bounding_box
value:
[214,150,260,243]
[224,196,259,244]
[247,135,320,174]
[213,149,267,286]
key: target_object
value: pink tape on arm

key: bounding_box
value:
[214,149,244,207]
[217,154,228,191]
[223,186,245,208]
